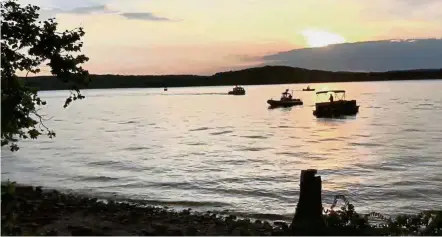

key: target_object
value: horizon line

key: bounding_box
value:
[20,65,442,78]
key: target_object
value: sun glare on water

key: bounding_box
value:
[301,29,346,48]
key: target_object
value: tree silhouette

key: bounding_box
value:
[1,0,90,151]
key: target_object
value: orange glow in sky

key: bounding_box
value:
[16,0,442,75]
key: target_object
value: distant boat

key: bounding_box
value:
[164,87,168,91]
[267,89,303,108]
[302,86,315,91]
[228,86,246,95]
[313,90,359,118]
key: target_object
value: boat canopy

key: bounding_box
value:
[315,89,346,102]
[316,90,345,95]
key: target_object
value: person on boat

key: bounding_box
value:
[281,89,292,100]
[307,86,310,90]
[329,94,334,102]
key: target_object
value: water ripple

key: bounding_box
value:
[122,146,151,151]
[189,127,211,131]
[240,135,269,139]
[74,175,120,182]
[238,146,273,152]
[210,130,234,135]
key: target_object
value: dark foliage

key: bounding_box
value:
[22,66,442,91]
[323,195,442,235]
[1,0,89,151]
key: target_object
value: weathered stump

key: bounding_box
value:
[289,169,327,235]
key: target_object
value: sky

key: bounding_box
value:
[16,0,442,75]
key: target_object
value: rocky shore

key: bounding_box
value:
[1,183,290,235]
[2,182,441,236]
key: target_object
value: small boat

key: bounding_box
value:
[267,89,303,108]
[313,90,359,118]
[228,85,246,95]
[302,86,315,91]
[164,87,168,91]
[267,98,303,107]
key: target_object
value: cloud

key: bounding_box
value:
[368,0,442,22]
[25,1,175,22]
[66,4,115,14]
[120,12,173,21]
[35,4,115,19]
[258,38,442,72]
[51,5,175,22]
[37,8,62,20]
[398,0,439,6]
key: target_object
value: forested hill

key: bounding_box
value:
[22,66,442,91]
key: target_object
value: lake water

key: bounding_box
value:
[2,80,442,221]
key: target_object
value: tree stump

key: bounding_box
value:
[289,169,327,235]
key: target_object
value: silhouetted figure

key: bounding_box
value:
[329,94,334,102]
[281,89,294,101]
[281,89,289,99]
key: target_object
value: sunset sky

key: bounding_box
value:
[17,0,442,75]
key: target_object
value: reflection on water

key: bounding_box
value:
[2,80,442,220]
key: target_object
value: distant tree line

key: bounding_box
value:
[22,66,442,91]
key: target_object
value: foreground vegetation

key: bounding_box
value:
[23,66,442,91]
[2,182,441,236]
[1,0,89,152]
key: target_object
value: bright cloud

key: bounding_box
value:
[301,29,347,48]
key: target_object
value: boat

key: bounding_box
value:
[228,86,246,95]
[267,89,303,107]
[302,86,315,91]
[267,98,303,107]
[313,90,359,118]
[164,87,168,91]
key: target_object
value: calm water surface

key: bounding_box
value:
[2,80,442,220]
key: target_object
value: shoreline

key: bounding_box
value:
[22,65,442,91]
[1,182,290,235]
[29,77,442,92]
[3,182,441,236]
[2,181,295,222]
